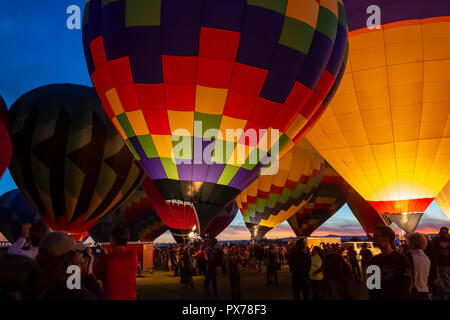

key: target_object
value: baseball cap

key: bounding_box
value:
[39,232,85,257]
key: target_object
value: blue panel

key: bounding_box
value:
[259,44,306,103]
[202,0,247,31]
[325,24,348,77]
[297,32,333,90]
[161,0,203,56]
[128,26,163,84]
[236,5,284,69]
[101,0,128,61]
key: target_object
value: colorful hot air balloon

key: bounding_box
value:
[346,188,391,235]
[82,0,349,234]
[287,162,350,237]
[108,178,168,241]
[0,189,42,242]
[0,95,12,178]
[307,0,450,232]
[8,84,146,240]
[436,181,450,221]
[203,200,238,240]
[236,139,324,241]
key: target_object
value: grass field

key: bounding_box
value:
[136,266,294,300]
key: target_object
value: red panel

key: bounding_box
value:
[270,185,284,195]
[143,109,171,135]
[230,63,268,95]
[285,180,298,190]
[240,121,266,146]
[135,84,166,110]
[89,36,107,68]
[197,57,234,89]
[108,57,134,87]
[368,198,434,214]
[162,55,198,85]
[90,64,114,94]
[116,84,141,112]
[165,84,196,111]
[257,190,269,199]
[284,81,312,111]
[247,195,257,204]
[249,98,283,128]
[321,175,344,185]
[199,27,241,61]
[223,90,257,119]
[271,105,298,132]
[313,70,335,102]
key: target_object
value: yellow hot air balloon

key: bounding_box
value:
[235,139,324,241]
[307,0,450,232]
[436,181,450,221]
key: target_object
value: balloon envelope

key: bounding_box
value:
[435,181,450,221]
[0,189,42,242]
[236,139,324,241]
[287,162,350,237]
[82,0,349,233]
[307,0,450,231]
[0,95,12,178]
[8,84,146,237]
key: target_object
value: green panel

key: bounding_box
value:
[255,198,267,212]
[279,188,293,204]
[316,7,338,41]
[338,2,347,28]
[172,135,193,160]
[194,113,222,138]
[266,193,279,209]
[126,0,161,27]
[277,134,291,154]
[116,113,136,138]
[102,0,120,7]
[137,135,158,158]
[248,203,257,216]
[160,157,179,180]
[125,140,140,161]
[247,0,287,15]
[279,17,315,54]
[211,140,235,165]
[217,164,239,185]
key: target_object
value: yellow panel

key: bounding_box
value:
[168,111,194,136]
[420,121,446,139]
[371,143,395,160]
[219,116,248,142]
[365,126,393,144]
[285,0,319,28]
[126,110,150,136]
[391,104,422,125]
[285,113,307,139]
[384,24,422,44]
[393,123,420,142]
[352,67,388,91]
[356,87,390,111]
[423,37,450,60]
[151,134,174,158]
[385,40,423,65]
[105,88,124,115]
[361,107,392,128]
[394,140,418,158]
[195,85,228,115]
[350,46,386,71]
[388,62,423,86]
[390,84,423,106]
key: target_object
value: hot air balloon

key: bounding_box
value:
[346,188,391,235]
[0,189,42,242]
[8,84,146,240]
[436,181,450,221]
[287,162,350,237]
[82,0,349,234]
[307,0,450,232]
[236,139,324,242]
[0,95,12,178]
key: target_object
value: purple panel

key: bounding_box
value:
[344,0,450,32]
[204,163,227,184]
[128,136,147,160]
[228,167,252,189]
[191,164,209,182]
[140,158,167,180]
[176,163,192,181]
[325,24,348,77]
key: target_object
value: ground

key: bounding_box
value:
[136,265,294,300]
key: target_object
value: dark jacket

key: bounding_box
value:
[289,247,311,279]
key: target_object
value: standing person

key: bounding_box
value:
[180,248,194,289]
[255,244,265,273]
[36,232,104,300]
[347,246,361,282]
[94,227,138,300]
[289,240,311,300]
[195,246,208,276]
[228,247,242,300]
[222,245,229,274]
[318,253,369,300]
[204,239,223,300]
[429,227,450,299]
[360,243,373,284]
[405,233,431,300]
[309,246,324,300]
[7,223,49,260]
[369,226,411,300]
[265,245,278,285]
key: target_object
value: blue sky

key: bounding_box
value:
[0,1,448,240]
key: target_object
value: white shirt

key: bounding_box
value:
[409,249,430,292]
[7,237,39,260]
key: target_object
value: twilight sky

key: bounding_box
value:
[0,1,448,243]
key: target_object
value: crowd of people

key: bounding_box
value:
[0,221,448,301]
